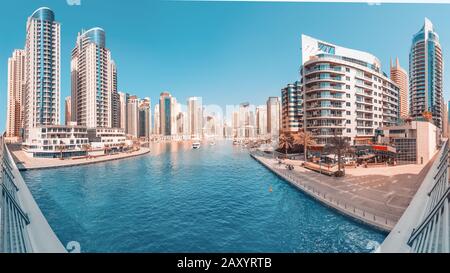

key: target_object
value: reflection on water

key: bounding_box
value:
[23,140,386,253]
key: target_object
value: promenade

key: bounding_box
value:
[251,152,436,232]
[9,147,150,171]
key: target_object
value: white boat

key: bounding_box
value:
[192,142,201,149]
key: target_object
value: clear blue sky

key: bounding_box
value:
[1,0,450,132]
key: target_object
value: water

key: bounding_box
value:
[22,140,386,253]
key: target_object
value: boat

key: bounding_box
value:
[192,141,201,149]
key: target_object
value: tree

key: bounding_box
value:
[57,145,66,159]
[278,132,294,156]
[324,134,353,175]
[82,144,91,157]
[293,130,316,162]
[422,111,433,122]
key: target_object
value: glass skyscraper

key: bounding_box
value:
[409,18,443,129]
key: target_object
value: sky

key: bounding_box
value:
[1,0,450,131]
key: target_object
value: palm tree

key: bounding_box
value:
[82,144,91,158]
[293,130,316,162]
[324,134,353,175]
[57,145,66,159]
[278,132,294,156]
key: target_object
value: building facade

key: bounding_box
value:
[409,18,443,129]
[6,49,26,139]
[118,92,129,131]
[71,27,115,128]
[281,81,303,133]
[159,92,176,136]
[65,96,72,125]
[301,34,400,145]
[127,95,139,138]
[256,105,267,137]
[138,98,151,139]
[24,7,61,141]
[187,97,203,138]
[390,57,409,120]
[266,97,281,139]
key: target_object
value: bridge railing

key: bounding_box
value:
[379,139,450,253]
[0,136,66,253]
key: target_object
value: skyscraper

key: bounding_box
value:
[127,95,139,138]
[110,61,120,128]
[24,7,61,140]
[153,104,160,135]
[266,97,281,139]
[71,27,115,128]
[390,57,408,120]
[65,96,72,125]
[118,92,129,131]
[6,49,26,138]
[409,18,443,129]
[159,92,176,136]
[138,98,151,139]
[187,97,203,138]
[281,82,303,133]
[256,105,267,137]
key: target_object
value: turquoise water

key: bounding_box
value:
[22,140,386,253]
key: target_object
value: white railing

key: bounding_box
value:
[379,139,449,253]
[0,136,66,253]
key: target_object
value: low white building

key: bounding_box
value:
[87,128,130,150]
[23,125,89,158]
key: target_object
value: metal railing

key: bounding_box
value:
[0,136,66,253]
[250,150,396,232]
[406,140,449,253]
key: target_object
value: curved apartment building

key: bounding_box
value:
[301,35,399,145]
[409,18,443,129]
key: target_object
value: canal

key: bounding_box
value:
[22,140,385,252]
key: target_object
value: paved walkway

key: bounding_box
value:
[251,153,437,232]
[9,147,150,171]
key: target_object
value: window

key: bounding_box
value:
[346,102,351,107]
[346,76,350,81]
[347,128,351,133]
[346,120,351,124]
[346,85,350,89]
[346,68,350,72]
[346,111,351,115]
[346,94,351,98]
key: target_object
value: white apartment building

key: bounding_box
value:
[301,35,400,145]
[71,27,115,128]
[24,7,61,141]
[87,128,128,149]
[187,97,203,138]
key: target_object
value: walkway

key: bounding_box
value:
[251,152,437,232]
[9,147,150,171]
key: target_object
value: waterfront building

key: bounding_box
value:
[138,98,151,140]
[127,95,139,138]
[390,57,409,120]
[256,105,268,137]
[110,62,120,128]
[238,102,256,139]
[23,125,89,158]
[153,104,160,135]
[187,97,203,138]
[266,97,281,139]
[118,92,129,131]
[24,7,61,141]
[378,121,438,165]
[409,18,443,129]
[87,127,127,150]
[301,34,400,145]
[6,49,26,139]
[65,96,72,125]
[232,110,239,138]
[281,82,303,133]
[71,27,116,128]
[159,92,177,136]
